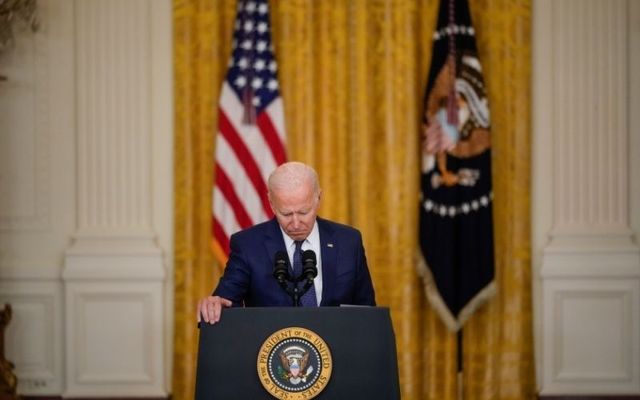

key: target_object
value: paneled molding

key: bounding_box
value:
[0,280,64,395]
[542,280,640,393]
[0,0,172,397]
[64,234,164,281]
[0,0,72,394]
[62,0,167,397]
[64,283,165,397]
[533,0,640,395]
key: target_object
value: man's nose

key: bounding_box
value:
[291,214,300,227]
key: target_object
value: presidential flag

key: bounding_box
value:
[212,0,287,265]
[418,0,496,331]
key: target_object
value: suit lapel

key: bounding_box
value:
[318,218,337,306]
[263,218,286,265]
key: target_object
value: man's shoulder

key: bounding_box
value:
[231,218,277,241]
[317,217,361,237]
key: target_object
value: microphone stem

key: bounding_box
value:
[293,286,301,307]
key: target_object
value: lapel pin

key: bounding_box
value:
[327,243,334,248]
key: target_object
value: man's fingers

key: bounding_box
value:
[210,297,231,324]
[198,298,213,323]
[197,300,205,323]
[212,302,222,323]
[207,300,216,324]
[196,296,232,325]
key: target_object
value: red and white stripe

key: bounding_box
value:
[212,83,287,263]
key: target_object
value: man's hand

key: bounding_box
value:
[197,296,233,325]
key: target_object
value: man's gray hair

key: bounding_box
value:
[268,161,320,196]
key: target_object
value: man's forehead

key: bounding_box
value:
[272,191,318,212]
[274,197,314,212]
[271,183,314,201]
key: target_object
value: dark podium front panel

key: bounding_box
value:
[195,306,400,399]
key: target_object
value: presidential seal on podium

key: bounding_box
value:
[257,327,332,399]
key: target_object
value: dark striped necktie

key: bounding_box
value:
[293,240,317,307]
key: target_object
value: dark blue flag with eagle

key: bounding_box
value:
[418,0,496,332]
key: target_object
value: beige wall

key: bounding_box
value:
[532,0,640,395]
[0,0,173,396]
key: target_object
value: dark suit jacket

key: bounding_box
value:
[213,217,376,307]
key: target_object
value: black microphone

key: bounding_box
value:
[273,251,290,283]
[301,250,318,281]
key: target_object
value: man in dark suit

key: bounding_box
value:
[198,162,376,324]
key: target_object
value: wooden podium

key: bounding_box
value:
[195,307,400,399]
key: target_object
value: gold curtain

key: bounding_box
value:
[173,0,534,399]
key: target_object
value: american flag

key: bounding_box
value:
[212,0,287,265]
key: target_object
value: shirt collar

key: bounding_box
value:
[280,220,320,250]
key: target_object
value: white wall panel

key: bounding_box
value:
[543,279,640,393]
[0,0,75,270]
[65,283,164,396]
[62,0,169,396]
[0,0,173,397]
[0,0,73,395]
[0,25,49,230]
[79,297,148,382]
[0,280,64,394]
[533,0,640,395]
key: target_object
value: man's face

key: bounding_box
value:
[269,182,320,241]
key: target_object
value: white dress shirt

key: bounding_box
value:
[280,221,323,305]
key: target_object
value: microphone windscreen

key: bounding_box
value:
[275,250,288,265]
[273,250,290,281]
[301,250,318,279]
[301,250,316,265]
